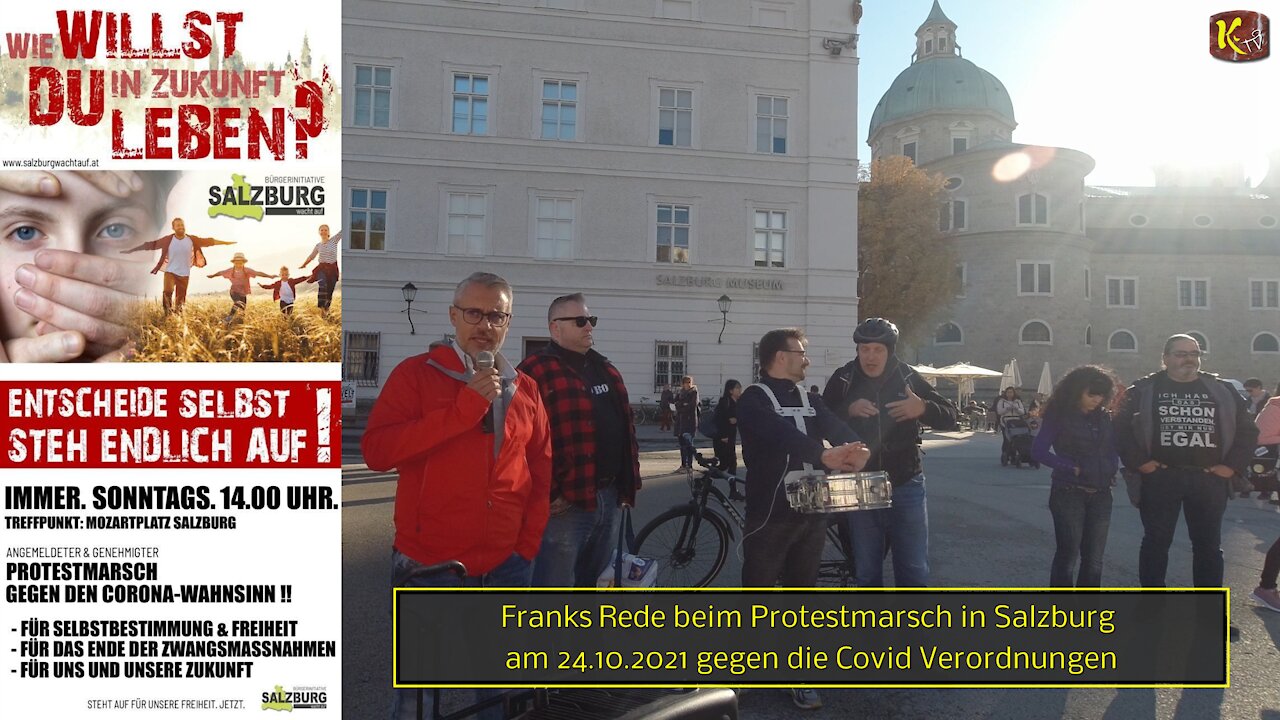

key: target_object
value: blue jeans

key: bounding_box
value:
[389,549,531,720]
[848,474,929,587]
[531,486,618,587]
[1048,484,1112,587]
[1138,467,1229,587]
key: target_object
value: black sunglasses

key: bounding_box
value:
[553,315,598,328]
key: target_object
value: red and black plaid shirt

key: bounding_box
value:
[517,343,641,509]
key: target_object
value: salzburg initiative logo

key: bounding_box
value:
[260,684,328,711]
[1210,10,1269,61]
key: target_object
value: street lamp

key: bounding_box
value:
[716,294,732,344]
[401,282,420,334]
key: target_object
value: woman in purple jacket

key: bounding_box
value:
[1031,365,1122,587]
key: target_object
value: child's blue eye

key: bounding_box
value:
[101,223,129,239]
[11,225,43,243]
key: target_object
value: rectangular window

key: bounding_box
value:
[752,342,761,383]
[939,199,966,232]
[754,210,786,268]
[903,141,917,164]
[534,197,574,259]
[452,73,489,135]
[354,64,392,128]
[656,203,691,263]
[446,193,486,256]
[1018,261,1051,295]
[955,263,967,298]
[654,341,687,392]
[1250,279,1280,308]
[755,96,788,154]
[1084,267,1091,299]
[1018,192,1049,225]
[349,188,387,251]
[658,88,692,147]
[1178,278,1209,308]
[540,80,577,140]
[1107,277,1138,307]
[952,137,967,154]
[344,332,380,387]
[659,0,694,19]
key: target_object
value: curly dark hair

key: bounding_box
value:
[1041,365,1121,420]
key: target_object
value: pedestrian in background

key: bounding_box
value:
[712,379,743,475]
[673,375,699,470]
[1031,365,1121,587]
[659,383,675,431]
[1250,385,1280,611]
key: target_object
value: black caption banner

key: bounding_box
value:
[394,590,1226,687]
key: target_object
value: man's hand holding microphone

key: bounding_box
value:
[468,351,501,433]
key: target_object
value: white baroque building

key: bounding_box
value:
[342,0,865,405]
[870,2,1280,393]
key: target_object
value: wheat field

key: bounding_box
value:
[129,291,342,363]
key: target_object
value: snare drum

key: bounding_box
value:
[785,471,892,513]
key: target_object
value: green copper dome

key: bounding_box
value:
[868,56,1016,138]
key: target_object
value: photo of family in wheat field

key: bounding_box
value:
[0,169,341,363]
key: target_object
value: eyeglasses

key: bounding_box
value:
[552,315,598,328]
[779,349,808,357]
[1168,351,1203,359]
[452,305,511,327]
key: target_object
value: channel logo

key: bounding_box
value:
[1210,10,1269,61]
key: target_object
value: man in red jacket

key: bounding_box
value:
[362,271,551,720]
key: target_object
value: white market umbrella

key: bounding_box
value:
[1037,363,1053,397]
[931,363,1003,405]
[911,365,940,387]
[1001,359,1022,391]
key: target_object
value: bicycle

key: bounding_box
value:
[634,435,856,587]
[629,396,657,425]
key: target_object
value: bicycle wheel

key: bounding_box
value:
[631,406,647,425]
[634,506,730,587]
[816,518,856,587]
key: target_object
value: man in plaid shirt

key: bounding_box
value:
[518,293,641,587]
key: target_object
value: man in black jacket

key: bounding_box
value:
[1115,334,1258,589]
[823,318,958,587]
[739,327,869,711]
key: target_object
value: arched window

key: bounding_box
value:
[1253,332,1280,353]
[1017,192,1049,225]
[1019,320,1052,345]
[1186,332,1209,353]
[934,322,962,345]
[1085,325,1092,346]
[1108,330,1137,352]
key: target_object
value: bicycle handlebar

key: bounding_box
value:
[678,433,742,497]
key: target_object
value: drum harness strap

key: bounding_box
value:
[737,383,820,557]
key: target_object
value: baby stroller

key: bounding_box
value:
[1000,417,1038,469]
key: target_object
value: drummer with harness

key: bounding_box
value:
[823,318,959,588]
[736,327,869,710]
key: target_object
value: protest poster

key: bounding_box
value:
[0,2,343,716]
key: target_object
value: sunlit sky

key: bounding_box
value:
[857,0,1278,187]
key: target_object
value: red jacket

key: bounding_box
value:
[362,345,551,576]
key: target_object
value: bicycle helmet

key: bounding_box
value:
[853,317,899,349]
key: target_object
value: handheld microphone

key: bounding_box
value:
[476,351,495,433]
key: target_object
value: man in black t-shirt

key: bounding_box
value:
[1115,334,1259,588]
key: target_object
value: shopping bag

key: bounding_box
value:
[596,506,658,588]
